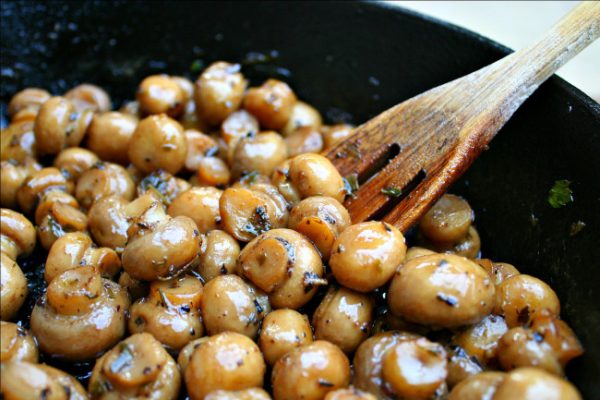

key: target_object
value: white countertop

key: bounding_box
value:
[389,1,600,102]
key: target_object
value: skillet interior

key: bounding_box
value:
[1,1,599,396]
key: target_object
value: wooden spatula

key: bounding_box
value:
[324,1,599,232]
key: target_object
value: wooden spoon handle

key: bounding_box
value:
[510,1,600,89]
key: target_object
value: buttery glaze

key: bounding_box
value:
[388,253,495,327]
[185,332,266,400]
[197,229,240,280]
[313,286,374,353]
[1,57,588,399]
[1,361,88,400]
[65,83,111,113]
[271,340,351,400]
[231,131,288,179]
[0,321,39,363]
[201,274,270,339]
[31,267,129,360]
[129,275,204,351]
[168,186,223,233]
[288,196,351,260]
[494,274,560,328]
[330,221,406,293]
[128,114,187,174]
[1,120,37,162]
[44,231,121,282]
[259,308,313,366]
[86,111,138,164]
[89,333,181,399]
[239,228,325,309]
[34,96,93,156]
[121,194,202,281]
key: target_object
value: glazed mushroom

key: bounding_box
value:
[353,331,420,399]
[1,361,87,400]
[239,228,326,309]
[323,387,377,400]
[87,196,129,250]
[282,101,323,136]
[30,266,129,361]
[313,286,374,353]
[201,274,271,339]
[196,156,232,187]
[284,126,324,157]
[185,332,266,400]
[1,208,36,261]
[177,337,210,373]
[447,371,507,400]
[0,158,41,209]
[34,96,93,155]
[271,340,350,400]
[421,226,482,259]
[497,312,583,374]
[137,169,191,206]
[321,124,354,150]
[494,274,560,328]
[205,388,272,400]
[89,333,181,400]
[1,120,37,162]
[86,111,138,164]
[128,114,188,174]
[44,231,121,282]
[197,229,240,281]
[168,186,223,233]
[184,129,219,171]
[121,193,202,281]
[231,131,288,179]
[388,253,495,328]
[54,147,100,184]
[0,321,38,363]
[129,274,203,351]
[452,314,508,366]
[65,83,111,113]
[7,87,51,120]
[419,194,474,243]
[286,153,346,202]
[0,209,34,320]
[137,74,186,117]
[17,167,88,249]
[220,110,260,153]
[381,337,448,399]
[330,221,406,293]
[244,79,297,131]
[0,253,28,321]
[445,344,484,388]
[492,367,581,400]
[75,161,135,210]
[475,259,520,286]
[288,196,351,260]
[194,61,247,126]
[259,308,313,366]
[219,183,288,242]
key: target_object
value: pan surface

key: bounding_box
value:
[1,1,599,395]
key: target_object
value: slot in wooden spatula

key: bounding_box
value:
[324,1,599,232]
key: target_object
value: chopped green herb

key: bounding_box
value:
[569,220,586,236]
[381,187,402,197]
[343,173,359,198]
[240,170,260,185]
[190,59,204,74]
[110,344,134,374]
[548,180,573,208]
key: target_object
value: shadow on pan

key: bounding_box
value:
[1,1,599,396]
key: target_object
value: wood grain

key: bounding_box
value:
[324,1,600,232]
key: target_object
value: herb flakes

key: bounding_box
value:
[381,187,402,197]
[548,180,573,208]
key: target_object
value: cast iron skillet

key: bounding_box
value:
[1,1,599,396]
